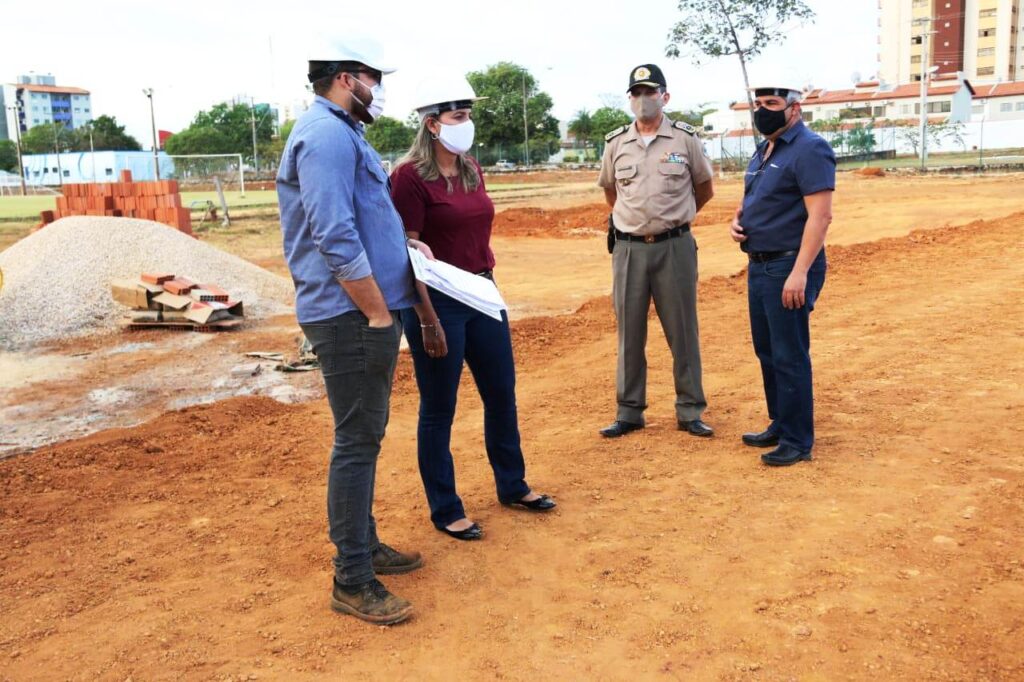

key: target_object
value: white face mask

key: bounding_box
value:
[437,120,475,155]
[630,93,664,121]
[352,78,386,122]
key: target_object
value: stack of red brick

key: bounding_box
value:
[39,170,192,235]
[111,272,244,332]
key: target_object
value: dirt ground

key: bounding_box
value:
[1,172,1023,680]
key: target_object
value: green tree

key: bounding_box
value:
[21,122,76,154]
[365,115,416,154]
[279,119,296,142]
[164,126,234,156]
[665,104,717,128]
[466,62,560,164]
[73,115,141,151]
[168,102,275,160]
[666,0,815,131]
[0,140,17,172]
[567,109,595,146]
[847,122,876,157]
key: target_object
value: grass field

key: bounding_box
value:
[0,183,551,221]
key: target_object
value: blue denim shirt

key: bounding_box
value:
[277,96,416,324]
[740,120,836,253]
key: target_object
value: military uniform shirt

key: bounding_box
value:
[597,115,713,236]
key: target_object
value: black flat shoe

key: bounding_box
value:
[599,420,643,438]
[761,444,813,467]
[742,428,779,448]
[437,522,483,541]
[502,494,557,511]
[678,419,714,437]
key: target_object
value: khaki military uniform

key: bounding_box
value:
[597,115,714,425]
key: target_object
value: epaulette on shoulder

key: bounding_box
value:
[672,120,698,135]
[605,125,628,142]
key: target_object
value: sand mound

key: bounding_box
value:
[856,167,886,177]
[0,216,294,350]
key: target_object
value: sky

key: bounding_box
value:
[4,0,880,145]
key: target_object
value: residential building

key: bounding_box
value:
[879,0,1024,84]
[704,75,1024,134]
[0,73,92,141]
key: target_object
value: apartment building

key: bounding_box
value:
[0,73,92,141]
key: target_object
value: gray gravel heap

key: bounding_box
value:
[0,216,295,350]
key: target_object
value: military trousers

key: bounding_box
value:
[612,231,707,424]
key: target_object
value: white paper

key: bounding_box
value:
[407,247,507,321]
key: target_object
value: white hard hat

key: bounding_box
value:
[748,84,805,99]
[308,36,395,83]
[412,76,487,120]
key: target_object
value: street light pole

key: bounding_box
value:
[521,73,530,169]
[914,19,936,171]
[6,104,27,195]
[250,97,259,175]
[143,88,160,180]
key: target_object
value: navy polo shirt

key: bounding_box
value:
[740,120,835,253]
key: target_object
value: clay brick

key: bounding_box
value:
[141,272,175,284]
[40,210,55,224]
[166,179,179,194]
[163,278,196,295]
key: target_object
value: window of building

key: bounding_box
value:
[1016,102,1024,111]
[51,167,58,173]
[915,101,952,114]
[1000,103,1013,112]
[63,170,70,177]
[901,104,913,114]
[913,0,926,6]
[911,55,922,63]
[972,104,984,114]
[912,36,923,45]
[978,66,996,75]
[105,168,114,176]
[801,111,814,122]
[873,106,886,117]
[979,9,997,18]
[978,47,996,56]
[979,29,993,37]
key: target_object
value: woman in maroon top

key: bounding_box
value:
[391,77,556,541]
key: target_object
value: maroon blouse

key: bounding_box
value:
[390,159,496,274]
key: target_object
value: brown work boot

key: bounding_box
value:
[331,578,413,625]
[372,543,423,575]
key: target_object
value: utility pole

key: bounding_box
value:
[87,123,96,181]
[521,73,530,169]
[142,88,160,180]
[915,19,936,171]
[251,97,259,175]
[6,103,27,195]
[53,124,64,187]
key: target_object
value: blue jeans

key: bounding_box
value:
[401,290,530,528]
[747,252,826,452]
[300,310,402,586]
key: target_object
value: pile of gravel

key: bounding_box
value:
[0,216,295,350]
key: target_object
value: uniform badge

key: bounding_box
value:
[633,66,651,81]
[662,152,685,164]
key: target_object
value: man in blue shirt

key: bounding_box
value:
[730,83,835,467]
[277,41,431,625]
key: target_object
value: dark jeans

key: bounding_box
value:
[747,252,826,452]
[300,310,402,586]
[401,290,530,528]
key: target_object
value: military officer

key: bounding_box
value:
[597,63,715,439]
[730,83,835,466]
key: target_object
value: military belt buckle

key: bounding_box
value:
[644,234,656,244]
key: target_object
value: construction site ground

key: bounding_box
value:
[1,171,1022,680]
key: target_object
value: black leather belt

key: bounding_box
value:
[476,269,494,281]
[748,250,798,263]
[614,224,690,244]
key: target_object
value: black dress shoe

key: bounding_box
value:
[502,493,557,511]
[437,522,483,541]
[678,419,714,437]
[742,428,779,448]
[599,420,643,438]
[761,444,813,467]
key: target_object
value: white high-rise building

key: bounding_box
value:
[0,73,92,142]
[879,0,1024,85]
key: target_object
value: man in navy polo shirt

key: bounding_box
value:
[730,83,835,467]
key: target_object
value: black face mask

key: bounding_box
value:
[754,104,791,136]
